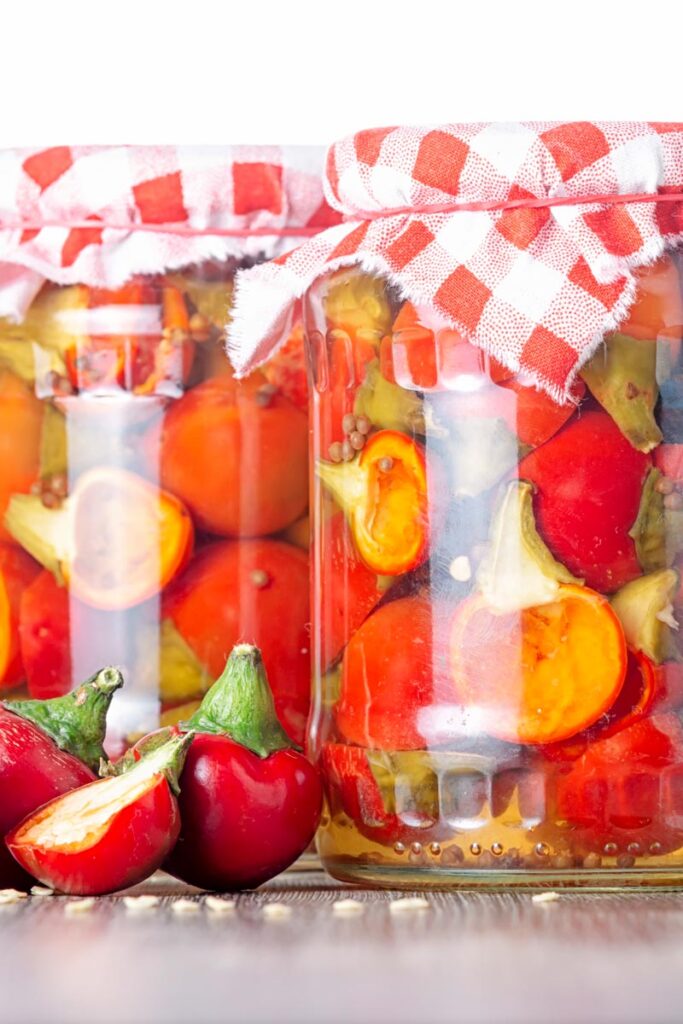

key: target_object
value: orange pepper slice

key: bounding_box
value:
[449,584,627,745]
[69,467,193,610]
[317,430,428,576]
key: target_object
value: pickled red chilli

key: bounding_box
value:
[305,256,683,883]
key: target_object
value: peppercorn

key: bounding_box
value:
[341,440,355,462]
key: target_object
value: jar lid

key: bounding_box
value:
[0,145,338,321]
[229,122,683,401]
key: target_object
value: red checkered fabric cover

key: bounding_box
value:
[0,145,337,321]
[229,122,683,401]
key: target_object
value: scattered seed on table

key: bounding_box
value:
[205,896,236,914]
[332,898,365,916]
[0,889,28,905]
[531,891,560,904]
[172,898,200,915]
[123,895,160,912]
[262,902,292,920]
[389,897,430,913]
[65,898,96,915]
[30,886,54,897]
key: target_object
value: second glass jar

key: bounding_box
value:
[306,255,683,888]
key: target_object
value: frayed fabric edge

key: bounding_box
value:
[228,231,683,400]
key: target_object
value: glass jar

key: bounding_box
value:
[306,253,683,888]
[0,259,311,752]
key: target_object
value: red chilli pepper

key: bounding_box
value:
[0,667,122,889]
[519,409,654,593]
[6,731,192,896]
[144,644,322,891]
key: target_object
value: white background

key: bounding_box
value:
[1,0,682,148]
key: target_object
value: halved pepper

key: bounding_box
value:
[449,584,628,745]
[5,467,193,610]
[317,430,429,576]
[6,731,192,896]
[452,481,626,746]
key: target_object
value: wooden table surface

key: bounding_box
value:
[3,870,683,1024]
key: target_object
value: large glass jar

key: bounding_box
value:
[306,253,683,888]
[0,260,311,752]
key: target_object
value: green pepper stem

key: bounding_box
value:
[186,644,297,758]
[315,458,365,517]
[102,729,193,795]
[4,494,69,584]
[4,666,124,772]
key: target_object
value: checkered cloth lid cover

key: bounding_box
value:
[229,121,683,401]
[0,144,338,321]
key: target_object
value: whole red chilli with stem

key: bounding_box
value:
[127,644,323,891]
[0,666,122,889]
[6,731,193,896]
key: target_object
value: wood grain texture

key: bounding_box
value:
[3,871,683,1023]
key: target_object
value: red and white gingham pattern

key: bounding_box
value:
[0,145,338,321]
[229,122,683,401]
